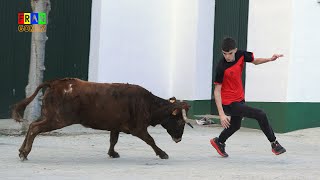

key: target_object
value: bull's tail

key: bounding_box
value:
[11,82,51,122]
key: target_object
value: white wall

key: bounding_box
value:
[95,0,173,98]
[171,0,214,100]
[246,0,292,102]
[193,0,214,100]
[89,0,215,100]
[287,0,320,102]
[88,0,101,82]
[170,0,197,100]
[246,0,320,103]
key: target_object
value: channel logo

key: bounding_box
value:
[18,12,47,32]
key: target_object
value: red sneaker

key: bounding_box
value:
[210,137,228,157]
[271,141,286,155]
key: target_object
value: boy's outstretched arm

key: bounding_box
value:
[252,54,284,65]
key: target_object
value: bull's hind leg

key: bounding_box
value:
[19,118,70,161]
[108,131,120,158]
[19,119,47,160]
[132,130,169,159]
[19,118,44,157]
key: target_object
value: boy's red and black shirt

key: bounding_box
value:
[214,50,254,105]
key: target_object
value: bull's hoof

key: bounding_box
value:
[108,151,120,158]
[19,153,28,161]
[159,152,169,159]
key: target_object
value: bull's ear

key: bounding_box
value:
[169,96,176,103]
[172,108,179,115]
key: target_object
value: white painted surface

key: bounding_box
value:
[287,0,320,102]
[193,0,215,100]
[97,0,173,98]
[167,0,198,99]
[246,0,320,102]
[170,0,215,100]
[88,0,102,82]
[246,0,292,102]
[88,0,215,100]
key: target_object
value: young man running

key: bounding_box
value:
[211,37,286,157]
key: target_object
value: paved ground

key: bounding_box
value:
[0,119,319,180]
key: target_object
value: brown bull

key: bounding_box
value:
[12,78,193,160]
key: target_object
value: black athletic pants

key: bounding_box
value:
[218,101,276,143]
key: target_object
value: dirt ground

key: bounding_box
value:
[0,121,319,180]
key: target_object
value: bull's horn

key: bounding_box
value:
[182,109,194,128]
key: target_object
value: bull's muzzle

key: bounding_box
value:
[182,109,194,128]
[173,137,182,143]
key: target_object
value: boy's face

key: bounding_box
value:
[222,48,237,62]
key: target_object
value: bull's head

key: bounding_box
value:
[161,99,193,143]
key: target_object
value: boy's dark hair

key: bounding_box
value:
[221,37,236,52]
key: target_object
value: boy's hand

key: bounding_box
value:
[220,114,231,129]
[270,54,284,61]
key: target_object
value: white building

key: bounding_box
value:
[88,0,320,132]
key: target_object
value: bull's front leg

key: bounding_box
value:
[108,131,120,158]
[132,130,169,159]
